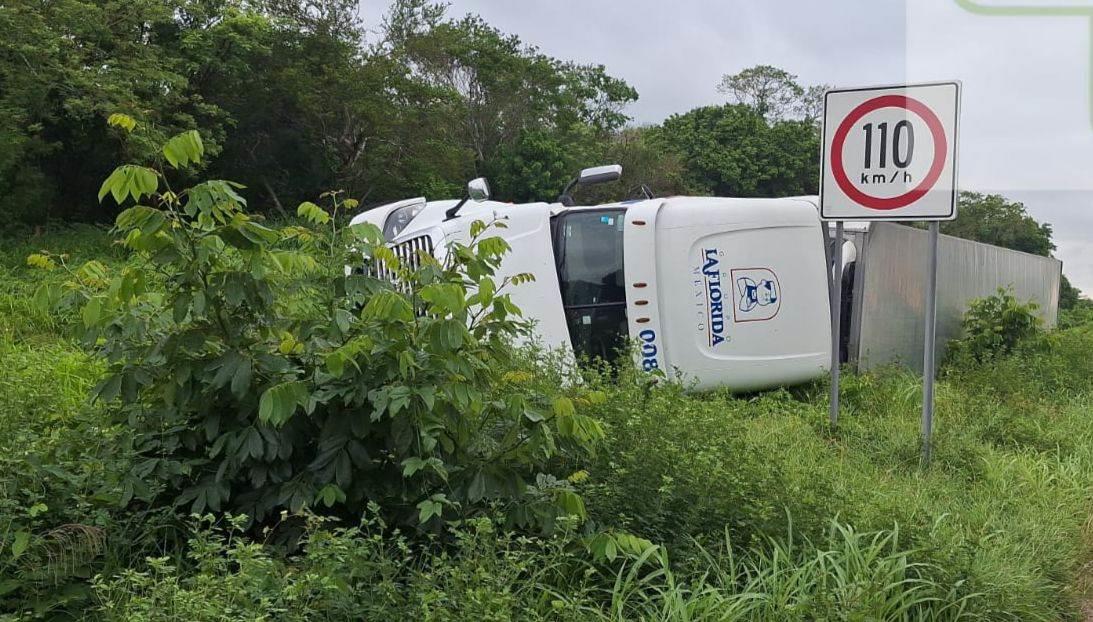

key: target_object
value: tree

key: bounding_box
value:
[717,65,803,123]
[944,193,1055,256]
[798,84,830,125]
[717,65,829,125]
[0,0,229,225]
[652,104,819,197]
[0,0,638,224]
[581,127,692,204]
[190,3,407,213]
[1060,275,1084,310]
[389,10,637,202]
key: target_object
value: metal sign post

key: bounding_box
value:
[819,81,960,461]
[921,222,940,463]
[829,221,844,427]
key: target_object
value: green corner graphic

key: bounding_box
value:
[955,0,1093,127]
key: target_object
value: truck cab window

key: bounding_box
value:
[552,210,628,364]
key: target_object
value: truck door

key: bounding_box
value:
[551,209,629,363]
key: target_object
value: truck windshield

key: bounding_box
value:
[552,209,628,363]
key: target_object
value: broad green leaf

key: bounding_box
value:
[32,283,61,314]
[401,456,447,480]
[361,290,413,323]
[82,297,103,328]
[186,180,247,216]
[556,490,586,519]
[420,283,466,315]
[417,497,444,524]
[163,130,205,168]
[317,484,345,507]
[604,538,617,561]
[401,457,427,477]
[10,532,30,559]
[231,357,253,399]
[107,113,137,132]
[98,167,125,203]
[258,381,307,427]
[296,201,330,225]
[98,165,158,204]
[468,471,487,502]
[325,351,346,378]
[477,236,510,258]
[552,396,575,418]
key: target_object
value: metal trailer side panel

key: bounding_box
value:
[854,223,1061,373]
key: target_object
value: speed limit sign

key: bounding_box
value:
[820,82,960,220]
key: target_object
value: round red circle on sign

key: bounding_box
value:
[830,95,947,210]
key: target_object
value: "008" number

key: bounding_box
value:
[639,329,659,371]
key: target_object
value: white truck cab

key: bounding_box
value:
[350,172,831,391]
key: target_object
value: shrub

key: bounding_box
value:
[93,512,600,622]
[30,119,604,534]
[946,288,1042,364]
[93,514,977,621]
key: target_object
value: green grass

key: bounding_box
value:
[0,225,121,344]
[577,327,1093,620]
[2,226,1092,620]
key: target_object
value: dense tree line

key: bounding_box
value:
[0,0,641,222]
[1,0,1083,300]
[0,0,825,225]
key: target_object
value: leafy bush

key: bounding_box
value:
[30,120,603,534]
[93,513,590,621]
[946,287,1042,364]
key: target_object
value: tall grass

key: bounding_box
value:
[575,326,1093,619]
[597,522,978,621]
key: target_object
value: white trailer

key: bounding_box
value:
[834,221,1062,372]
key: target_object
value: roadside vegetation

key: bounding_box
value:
[2,123,1092,618]
[4,234,1093,620]
[4,0,1093,619]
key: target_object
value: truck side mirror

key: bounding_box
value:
[467,177,490,202]
[577,164,622,185]
[558,164,623,206]
[445,177,491,221]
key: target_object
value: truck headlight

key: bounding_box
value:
[383,203,424,240]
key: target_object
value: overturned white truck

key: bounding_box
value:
[350,166,1061,391]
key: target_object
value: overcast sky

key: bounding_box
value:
[362,0,1093,293]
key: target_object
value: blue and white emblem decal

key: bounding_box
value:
[730,268,782,322]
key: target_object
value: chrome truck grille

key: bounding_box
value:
[368,234,434,282]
